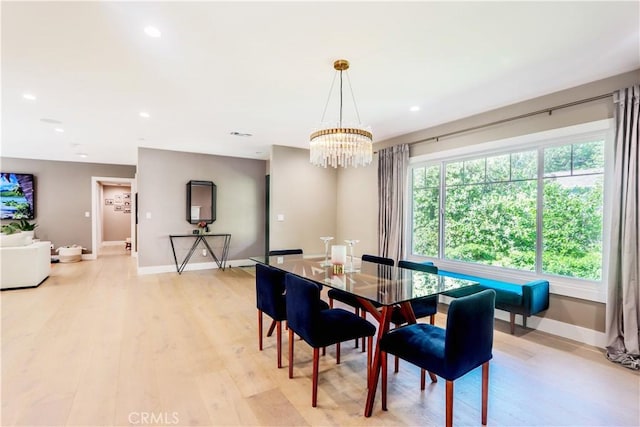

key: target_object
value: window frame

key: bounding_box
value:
[406,119,614,302]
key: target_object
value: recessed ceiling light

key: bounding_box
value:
[230,131,253,137]
[23,93,36,101]
[139,111,150,118]
[410,106,420,112]
[144,26,161,38]
[54,128,64,133]
[76,153,88,158]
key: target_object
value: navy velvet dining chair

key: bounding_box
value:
[327,254,392,350]
[380,289,496,427]
[256,263,329,368]
[255,263,288,368]
[285,273,376,407]
[392,260,440,382]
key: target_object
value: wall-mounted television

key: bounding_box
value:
[1,173,35,220]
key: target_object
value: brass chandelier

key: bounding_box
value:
[309,59,373,168]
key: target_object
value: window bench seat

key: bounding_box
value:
[438,270,550,334]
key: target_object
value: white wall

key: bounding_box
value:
[269,145,337,255]
[136,148,265,269]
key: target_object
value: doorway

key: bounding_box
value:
[91,176,136,259]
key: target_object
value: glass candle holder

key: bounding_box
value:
[320,236,334,266]
[344,239,360,272]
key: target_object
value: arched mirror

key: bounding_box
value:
[187,180,216,224]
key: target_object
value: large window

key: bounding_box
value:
[411,137,605,282]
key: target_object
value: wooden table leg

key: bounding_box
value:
[364,305,392,417]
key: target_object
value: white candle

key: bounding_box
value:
[331,245,347,265]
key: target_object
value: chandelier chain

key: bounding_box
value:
[319,71,338,124]
[345,72,362,125]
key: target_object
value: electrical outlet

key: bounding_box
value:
[202,249,207,257]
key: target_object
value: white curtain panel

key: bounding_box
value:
[606,85,640,370]
[378,144,409,262]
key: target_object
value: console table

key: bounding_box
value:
[169,234,231,274]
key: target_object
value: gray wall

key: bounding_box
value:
[102,185,131,241]
[136,147,265,268]
[336,69,640,333]
[269,145,337,255]
[0,157,135,251]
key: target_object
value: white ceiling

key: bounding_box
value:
[2,1,639,166]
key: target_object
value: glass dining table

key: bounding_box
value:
[250,254,480,416]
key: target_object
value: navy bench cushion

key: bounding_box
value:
[439,270,523,306]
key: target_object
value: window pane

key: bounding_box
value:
[511,150,537,180]
[445,162,463,186]
[413,167,426,188]
[412,188,439,257]
[543,175,603,280]
[544,145,571,177]
[487,154,510,182]
[573,140,604,174]
[425,164,440,187]
[464,158,485,184]
[444,181,536,270]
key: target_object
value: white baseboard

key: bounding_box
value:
[136,258,255,275]
[440,295,606,348]
[509,311,607,348]
[102,241,124,246]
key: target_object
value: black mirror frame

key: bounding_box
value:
[186,180,216,224]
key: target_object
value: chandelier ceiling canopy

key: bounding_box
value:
[309,59,373,168]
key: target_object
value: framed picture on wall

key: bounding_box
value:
[114,205,123,211]
[124,207,131,213]
[115,194,123,203]
[123,193,131,200]
[105,199,114,205]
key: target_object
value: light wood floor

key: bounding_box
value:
[2,248,638,426]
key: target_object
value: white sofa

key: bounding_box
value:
[1,240,51,290]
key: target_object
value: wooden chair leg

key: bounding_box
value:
[355,307,360,348]
[276,321,282,368]
[420,369,426,390]
[288,328,294,379]
[312,347,320,407]
[522,315,528,330]
[482,362,489,425]
[258,310,263,351]
[266,319,277,337]
[381,351,388,411]
[510,312,515,334]
[329,298,334,308]
[394,355,399,373]
[361,312,367,353]
[336,342,341,364]
[430,314,435,325]
[367,336,373,386]
[446,380,454,427]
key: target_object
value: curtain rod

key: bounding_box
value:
[403,92,614,147]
